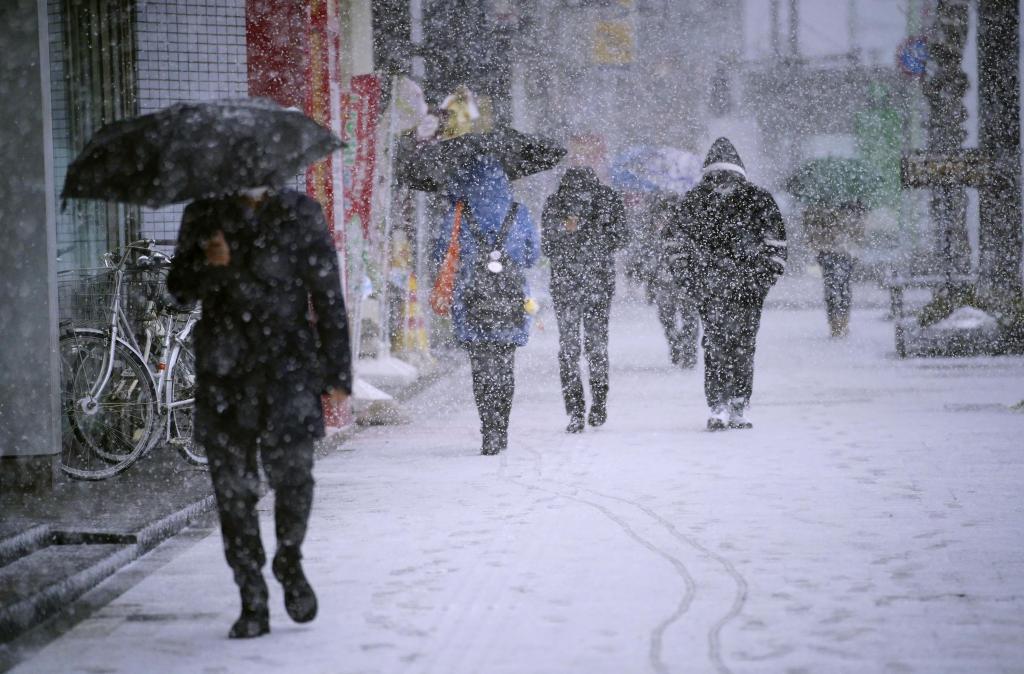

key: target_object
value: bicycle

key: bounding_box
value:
[58,240,205,480]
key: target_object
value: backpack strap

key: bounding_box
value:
[466,202,520,252]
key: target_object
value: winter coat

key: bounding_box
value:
[662,139,787,305]
[433,156,540,346]
[541,167,629,300]
[167,189,352,447]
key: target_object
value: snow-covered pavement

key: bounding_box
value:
[12,291,1024,674]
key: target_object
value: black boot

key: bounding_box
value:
[481,429,501,455]
[566,415,585,433]
[588,397,607,427]
[229,576,270,639]
[272,549,318,624]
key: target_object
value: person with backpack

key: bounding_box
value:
[541,167,629,432]
[662,138,786,431]
[433,156,540,455]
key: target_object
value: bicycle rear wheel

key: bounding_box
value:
[60,330,157,480]
[169,346,206,466]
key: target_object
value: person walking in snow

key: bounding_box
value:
[542,167,629,432]
[802,200,866,337]
[649,192,700,368]
[434,156,540,455]
[662,138,786,430]
[168,188,352,638]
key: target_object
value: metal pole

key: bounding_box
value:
[788,0,799,58]
[977,0,1023,299]
[770,0,781,60]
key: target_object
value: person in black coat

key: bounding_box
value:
[662,138,786,431]
[168,188,352,638]
[542,167,629,432]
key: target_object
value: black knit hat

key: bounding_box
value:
[703,137,745,172]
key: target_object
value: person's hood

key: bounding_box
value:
[445,155,513,231]
[556,166,602,214]
[702,137,746,178]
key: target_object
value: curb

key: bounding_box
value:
[0,361,459,647]
[0,526,51,568]
[0,496,217,644]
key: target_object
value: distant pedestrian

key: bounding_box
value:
[649,192,700,368]
[802,201,865,337]
[168,188,352,638]
[434,156,540,455]
[542,167,629,432]
[662,138,786,430]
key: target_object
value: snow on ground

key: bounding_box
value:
[12,282,1024,674]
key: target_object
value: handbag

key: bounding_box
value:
[429,201,464,316]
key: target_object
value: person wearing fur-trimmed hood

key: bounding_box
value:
[661,138,787,431]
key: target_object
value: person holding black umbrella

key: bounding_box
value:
[433,156,540,455]
[61,98,350,639]
[802,201,866,337]
[662,138,786,431]
[168,187,351,638]
[542,167,629,432]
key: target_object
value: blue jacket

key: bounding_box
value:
[434,157,540,346]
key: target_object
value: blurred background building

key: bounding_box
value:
[2,0,1021,489]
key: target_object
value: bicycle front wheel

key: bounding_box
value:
[60,330,157,480]
[169,346,206,466]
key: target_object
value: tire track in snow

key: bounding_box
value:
[583,488,748,674]
[505,447,698,674]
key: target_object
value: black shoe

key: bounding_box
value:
[588,402,607,427]
[229,607,270,638]
[272,552,318,624]
[481,432,501,455]
[566,416,585,433]
[229,577,270,638]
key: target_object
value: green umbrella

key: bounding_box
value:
[784,157,887,208]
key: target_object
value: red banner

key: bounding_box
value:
[342,74,381,240]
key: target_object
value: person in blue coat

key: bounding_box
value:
[434,156,540,454]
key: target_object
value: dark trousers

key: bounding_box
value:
[468,343,516,436]
[699,297,764,408]
[655,288,699,366]
[817,251,854,330]
[205,430,315,589]
[552,291,611,419]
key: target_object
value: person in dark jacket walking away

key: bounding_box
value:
[434,156,540,455]
[649,192,700,368]
[168,188,352,638]
[542,167,629,433]
[662,138,786,431]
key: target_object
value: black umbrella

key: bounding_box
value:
[61,98,343,208]
[397,126,566,192]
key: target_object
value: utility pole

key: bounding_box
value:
[977,0,1023,303]
[788,0,799,59]
[770,0,781,60]
[923,0,971,287]
[847,0,860,61]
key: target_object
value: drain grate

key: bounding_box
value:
[50,531,137,546]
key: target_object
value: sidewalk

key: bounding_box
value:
[0,349,443,652]
[6,275,1024,673]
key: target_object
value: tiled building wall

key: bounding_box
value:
[135,0,250,246]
